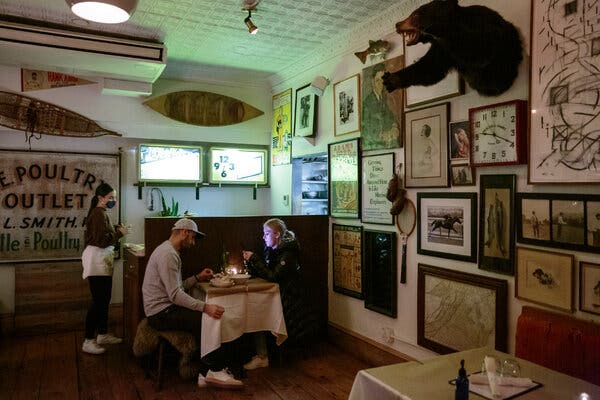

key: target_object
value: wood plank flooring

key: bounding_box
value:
[0,331,372,400]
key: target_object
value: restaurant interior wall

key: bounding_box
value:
[269,0,600,361]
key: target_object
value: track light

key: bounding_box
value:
[244,10,258,34]
[66,0,138,23]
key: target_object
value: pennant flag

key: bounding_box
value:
[21,69,95,92]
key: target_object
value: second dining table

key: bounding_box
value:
[191,277,288,357]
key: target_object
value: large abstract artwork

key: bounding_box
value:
[529,0,600,183]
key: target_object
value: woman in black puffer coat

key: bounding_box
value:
[242,218,319,369]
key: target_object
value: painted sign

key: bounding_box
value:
[0,150,120,263]
[271,88,292,166]
[21,69,95,92]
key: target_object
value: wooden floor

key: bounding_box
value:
[0,331,371,400]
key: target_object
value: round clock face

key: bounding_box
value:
[470,102,520,165]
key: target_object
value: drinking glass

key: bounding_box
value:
[500,359,521,377]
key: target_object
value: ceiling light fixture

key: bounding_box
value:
[244,10,258,34]
[66,0,138,24]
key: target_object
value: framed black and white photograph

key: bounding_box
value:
[363,229,397,317]
[579,261,600,315]
[587,201,600,249]
[293,84,317,137]
[333,74,361,136]
[450,164,474,186]
[417,192,477,262]
[479,174,516,275]
[361,152,394,225]
[552,199,584,246]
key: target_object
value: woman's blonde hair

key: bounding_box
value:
[264,218,296,241]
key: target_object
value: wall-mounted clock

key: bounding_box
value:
[469,99,528,167]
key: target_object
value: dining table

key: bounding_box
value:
[348,346,600,400]
[191,277,288,357]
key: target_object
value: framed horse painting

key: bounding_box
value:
[417,192,477,262]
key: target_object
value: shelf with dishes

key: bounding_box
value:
[302,198,327,202]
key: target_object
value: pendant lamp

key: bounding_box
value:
[66,0,138,24]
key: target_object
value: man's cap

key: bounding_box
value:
[172,218,206,238]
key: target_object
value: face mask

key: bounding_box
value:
[106,200,117,209]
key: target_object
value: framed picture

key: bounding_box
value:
[418,264,508,354]
[529,1,600,184]
[333,74,361,136]
[332,224,363,299]
[404,42,464,108]
[515,246,574,312]
[361,152,394,224]
[271,88,292,166]
[579,261,600,315]
[363,229,397,317]
[450,164,475,186]
[361,56,404,150]
[293,84,317,137]
[449,120,470,162]
[479,174,516,275]
[404,102,450,188]
[516,193,600,254]
[417,192,477,262]
[329,138,361,219]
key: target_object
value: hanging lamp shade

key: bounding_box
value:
[66,0,138,23]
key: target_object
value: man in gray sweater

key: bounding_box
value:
[142,218,243,389]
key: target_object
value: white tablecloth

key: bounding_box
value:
[349,370,412,400]
[196,279,288,357]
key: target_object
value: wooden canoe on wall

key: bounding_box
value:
[144,91,264,126]
[0,91,120,138]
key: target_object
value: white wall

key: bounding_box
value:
[271,0,600,361]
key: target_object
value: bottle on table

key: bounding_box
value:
[455,359,469,400]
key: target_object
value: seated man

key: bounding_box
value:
[142,218,243,389]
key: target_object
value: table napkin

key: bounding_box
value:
[470,373,534,387]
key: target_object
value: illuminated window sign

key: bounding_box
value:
[138,144,203,183]
[209,147,268,185]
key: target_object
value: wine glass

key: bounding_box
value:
[500,359,521,377]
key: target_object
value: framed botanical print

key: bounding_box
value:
[479,174,516,275]
[332,224,362,299]
[418,264,508,354]
[516,246,574,312]
[361,152,394,224]
[293,84,317,137]
[329,138,360,219]
[333,74,361,136]
[449,120,470,162]
[361,55,404,150]
[417,192,477,262]
[271,88,292,166]
[529,0,600,183]
[363,229,397,317]
[404,102,450,188]
[579,261,600,315]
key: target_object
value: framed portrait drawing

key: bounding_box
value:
[479,174,516,275]
[329,138,360,219]
[332,224,363,299]
[333,74,361,136]
[579,261,600,315]
[363,229,397,317]
[449,120,470,162]
[361,152,394,225]
[515,246,574,312]
[404,102,450,188]
[293,84,317,137]
[529,1,600,184]
[404,42,464,108]
[361,56,404,150]
[271,88,292,166]
[418,264,508,354]
[417,192,477,262]
[450,164,475,186]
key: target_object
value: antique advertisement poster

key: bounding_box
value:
[0,150,120,263]
[361,153,394,224]
[329,138,360,219]
[332,224,362,298]
[271,88,292,166]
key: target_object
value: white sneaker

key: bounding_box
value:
[197,373,208,388]
[243,355,269,370]
[96,333,123,345]
[82,339,105,355]
[204,369,244,389]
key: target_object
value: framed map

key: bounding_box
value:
[332,224,362,298]
[418,264,508,354]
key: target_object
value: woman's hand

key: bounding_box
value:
[117,224,130,236]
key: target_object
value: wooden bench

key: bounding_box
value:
[515,306,600,385]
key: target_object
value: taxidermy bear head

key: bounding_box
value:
[382,0,523,97]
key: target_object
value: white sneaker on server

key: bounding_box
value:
[243,355,269,370]
[96,333,123,345]
[204,369,244,389]
[197,373,208,388]
[82,339,106,355]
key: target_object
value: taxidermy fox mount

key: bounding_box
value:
[382,0,523,96]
